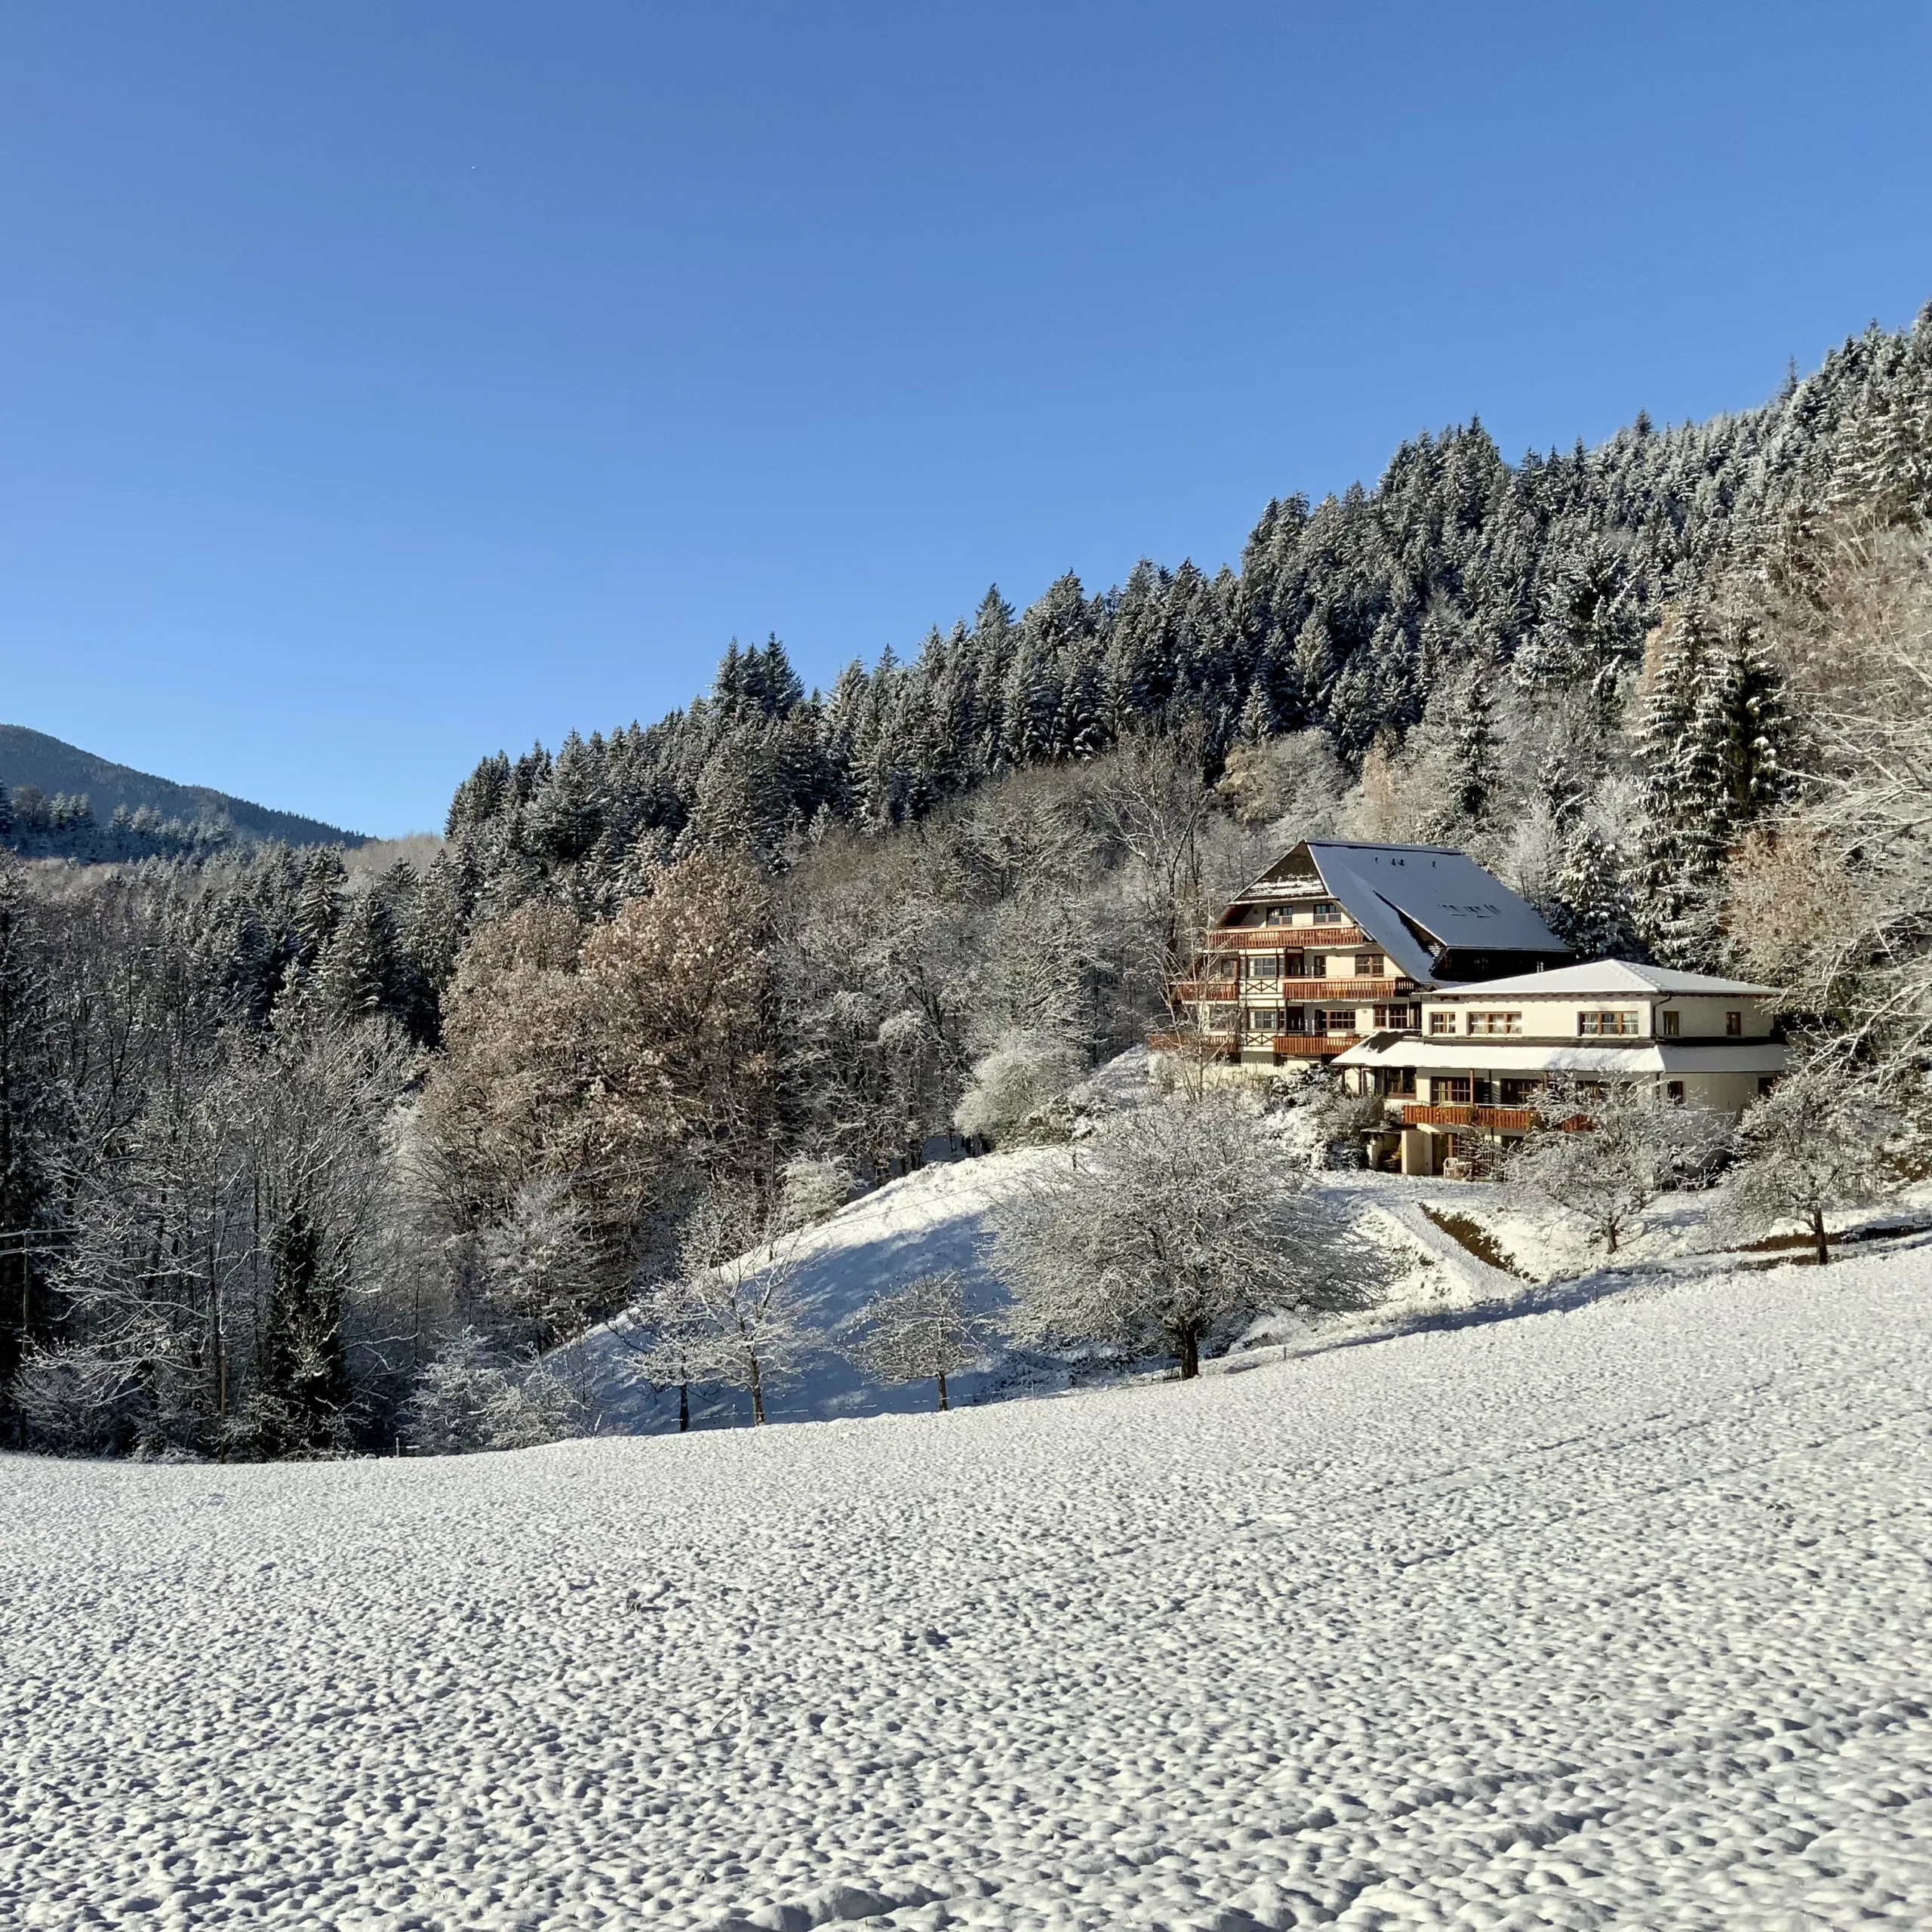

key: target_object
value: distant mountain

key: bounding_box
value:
[0,724,361,850]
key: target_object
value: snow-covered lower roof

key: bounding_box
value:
[1223,842,1570,986]
[1428,958,1779,1000]
[1332,1035,1789,1076]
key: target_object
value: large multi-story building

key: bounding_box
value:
[1157,840,1573,1072]
[1332,960,1787,1174]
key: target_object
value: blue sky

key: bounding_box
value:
[2,4,1928,836]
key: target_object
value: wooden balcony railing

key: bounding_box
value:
[1274,1032,1355,1057]
[1217,978,1413,1001]
[1401,1103,1538,1132]
[1170,980,1238,1002]
[1208,924,1374,951]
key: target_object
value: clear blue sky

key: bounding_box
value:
[2,4,1927,836]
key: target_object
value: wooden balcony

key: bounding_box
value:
[1208,924,1374,951]
[1241,977,1412,1001]
[1171,980,1238,1001]
[1274,1032,1355,1057]
[1401,1103,1537,1132]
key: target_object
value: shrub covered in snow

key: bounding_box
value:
[953,1032,1086,1146]
[401,1331,583,1455]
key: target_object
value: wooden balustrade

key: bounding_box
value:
[1400,1103,1538,1132]
[1207,924,1374,951]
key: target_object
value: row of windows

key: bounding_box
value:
[1420,1008,1749,1038]
[1260,901,1342,925]
[1242,952,1386,980]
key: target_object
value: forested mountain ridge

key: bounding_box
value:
[0,723,363,860]
[441,308,1932,916]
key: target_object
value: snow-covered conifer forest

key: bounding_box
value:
[1,305,1929,1456]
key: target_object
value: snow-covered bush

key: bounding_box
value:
[1721,1064,1900,1263]
[953,1032,1085,1145]
[401,1330,583,1455]
[843,1270,990,1411]
[994,1091,1378,1378]
[778,1155,863,1231]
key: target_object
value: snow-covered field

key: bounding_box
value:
[6,1242,1931,1930]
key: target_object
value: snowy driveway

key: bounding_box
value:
[3,1248,1930,1930]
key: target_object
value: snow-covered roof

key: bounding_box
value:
[1427,959,1778,1000]
[1332,1035,1788,1076]
[1223,842,1570,985]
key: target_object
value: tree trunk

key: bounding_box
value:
[678,1380,689,1432]
[1178,1330,1200,1380]
[936,1368,948,1413]
[1811,1206,1830,1266]
[1604,1219,1618,1256]
[749,1358,764,1425]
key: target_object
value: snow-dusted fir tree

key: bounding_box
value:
[993,1091,1375,1380]
[1549,821,1639,959]
[634,1192,819,1425]
[1721,1065,1900,1265]
[844,1270,989,1411]
[1507,1079,1729,1257]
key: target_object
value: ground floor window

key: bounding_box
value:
[1431,1075,1472,1105]
[1379,1067,1417,1097]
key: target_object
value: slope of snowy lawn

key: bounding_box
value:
[7,1244,1932,1930]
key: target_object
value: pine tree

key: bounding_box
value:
[1550,822,1638,959]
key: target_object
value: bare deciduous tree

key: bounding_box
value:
[1507,1078,1730,1257]
[634,1191,820,1425]
[844,1270,989,1411]
[993,1091,1377,1380]
[1721,1063,1900,1264]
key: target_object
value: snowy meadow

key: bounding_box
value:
[5,1243,1930,1931]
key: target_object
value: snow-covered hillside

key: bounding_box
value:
[6,1244,1931,1930]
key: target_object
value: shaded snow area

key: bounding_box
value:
[8,1248,1932,1930]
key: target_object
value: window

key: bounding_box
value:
[1500,1078,1541,1105]
[1264,906,1291,926]
[1381,1067,1417,1097]
[1432,1076,1472,1105]
[1374,1004,1420,1032]
[1660,1009,1680,1038]
[1246,1008,1284,1034]
[1666,1080,1685,1104]
[1244,954,1279,983]
[1354,952,1384,977]
[1758,1075,1777,1097]
[1726,1010,1743,1037]
[1313,901,1339,924]
[1318,1008,1358,1036]
[1208,1005,1238,1033]
[1428,1011,1456,1035]
[1465,1011,1522,1036]
[1578,1011,1639,1036]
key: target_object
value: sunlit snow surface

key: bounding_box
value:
[7,1247,1932,1930]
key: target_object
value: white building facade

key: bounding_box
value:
[1332,960,1786,1175]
